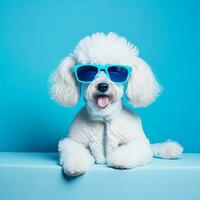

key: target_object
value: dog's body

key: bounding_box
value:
[50,32,183,176]
[68,105,151,164]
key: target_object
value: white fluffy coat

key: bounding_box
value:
[50,32,183,176]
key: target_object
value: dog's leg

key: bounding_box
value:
[107,140,153,169]
[89,142,106,164]
[58,138,94,176]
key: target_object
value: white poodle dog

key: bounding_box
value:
[50,32,183,176]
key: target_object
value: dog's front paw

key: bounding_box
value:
[107,143,153,169]
[62,157,92,176]
[59,138,94,176]
[107,148,134,169]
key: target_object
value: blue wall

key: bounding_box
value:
[0,0,199,152]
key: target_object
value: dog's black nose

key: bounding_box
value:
[97,83,109,93]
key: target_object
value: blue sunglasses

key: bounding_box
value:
[72,64,132,84]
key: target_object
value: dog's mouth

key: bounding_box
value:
[95,94,110,108]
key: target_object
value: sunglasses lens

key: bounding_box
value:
[77,66,98,82]
[108,66,129,82]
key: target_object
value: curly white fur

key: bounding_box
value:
[73,32,139,65]
[59,138,94,175]
[50,32,183,176]
[151,140,183,159]
[50,56,79,106]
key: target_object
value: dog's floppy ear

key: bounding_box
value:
[49,56,79,107]
[126,57,161,107]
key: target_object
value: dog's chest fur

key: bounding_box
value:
[69,107,146,163]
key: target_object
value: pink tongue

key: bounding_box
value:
[97,96,109,108]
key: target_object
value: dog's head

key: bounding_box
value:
[50,32,161,120]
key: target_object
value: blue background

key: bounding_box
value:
[0,0,199,152]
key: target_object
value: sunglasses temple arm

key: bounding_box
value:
[79,83,85,99]
[122,81,130,105]
[123,81,128,92]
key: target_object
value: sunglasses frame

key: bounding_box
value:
[72,64,132,84]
